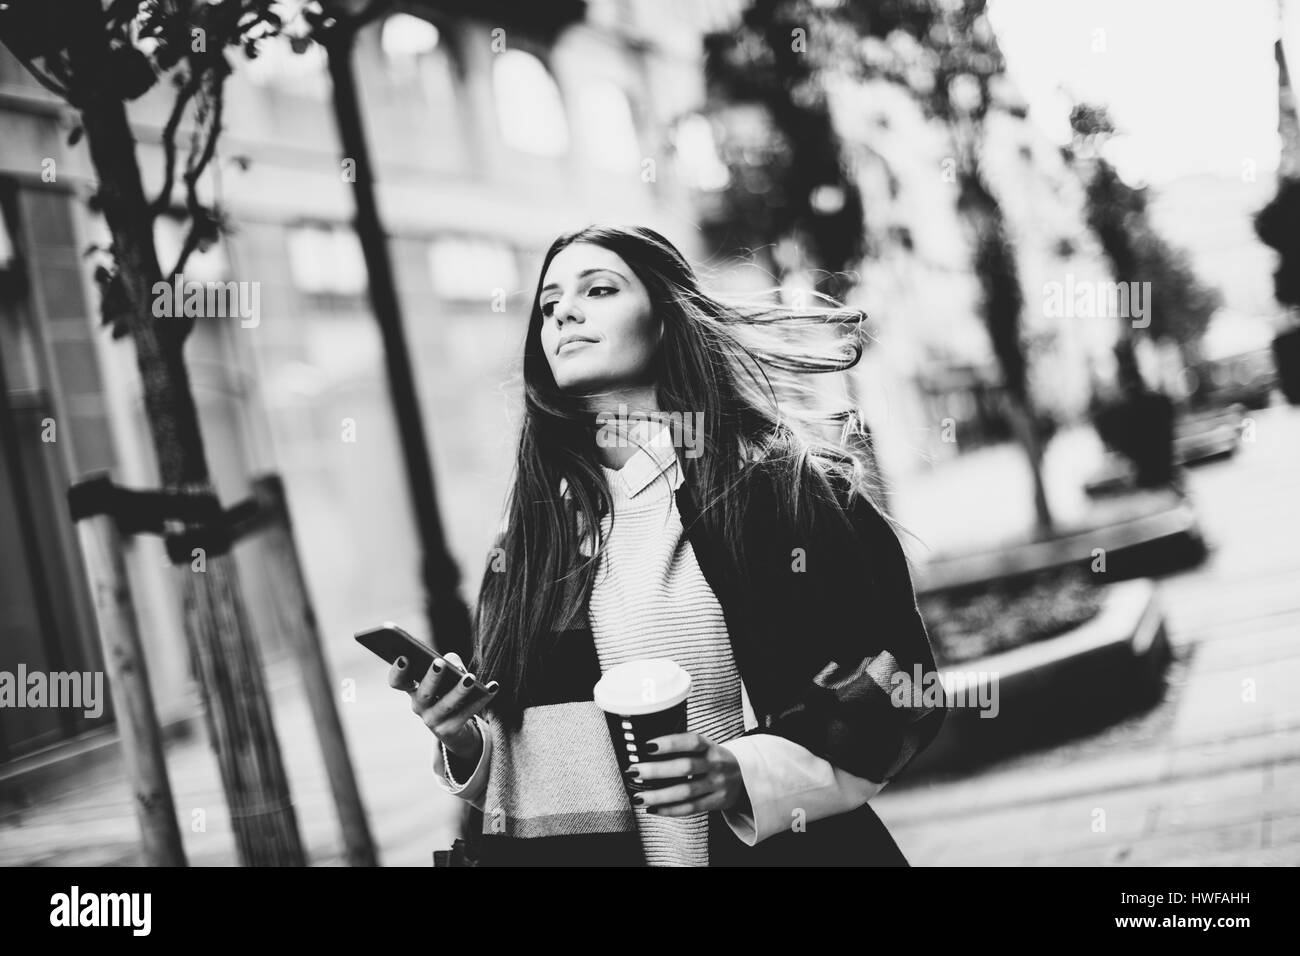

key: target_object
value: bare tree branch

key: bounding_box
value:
[15,54,72,100]
[187,75,224,187]
[169,70,225,281]
[152,68,202,215]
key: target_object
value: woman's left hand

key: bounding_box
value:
[629,733,749,816]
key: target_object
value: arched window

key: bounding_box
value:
[243,34,329,100]
[378,13,457,113]
[381,13,441,64]
[575,80,641,172]
[673,113,729,190]
[491,49,569,157]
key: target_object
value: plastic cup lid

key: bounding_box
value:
[593,658,692,716]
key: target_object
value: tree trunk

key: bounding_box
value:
[956,156,1053,537]
[1114,330,1148,397]
[179,555,304,865]
[324,26,472,662]
[1005,398,1053,538]
[67,1,305,866]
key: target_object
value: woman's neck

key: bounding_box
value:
[584,385,660,470]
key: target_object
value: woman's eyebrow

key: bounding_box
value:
[541,267,623,295]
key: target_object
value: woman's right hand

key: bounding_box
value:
[388,651,498,763]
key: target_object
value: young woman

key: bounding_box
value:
[388,224,948,867]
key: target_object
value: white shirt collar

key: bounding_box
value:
[602,417,682,498]
[556,417,686,507]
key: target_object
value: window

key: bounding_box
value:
[576,81,641,172]
[491,50,569,156]
[427,236,518,302]
[672,113,729,190]
[380,13,441,83]
[154,214,229,282]
[382,13,440,61]
[286,224,366,296]
[0,202,15,271]
[243,34,329,101]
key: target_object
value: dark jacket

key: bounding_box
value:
[471,460,949,867]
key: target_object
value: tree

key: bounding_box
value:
[703,0,881,496]
[300,0,584,664]
[305,0,476,662]
[841,0,1053,533]
[936,2,1053,537]
[1069,103,1222,403]
[0,0,306,865]
[1255,176,1300,404]
[1255,177,1300,308]
[704,0,867,303]
[1255,31,1300,313]
[706,0,1056,534]
[305,0,584,864]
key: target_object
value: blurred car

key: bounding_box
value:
[1189,313,1279,410]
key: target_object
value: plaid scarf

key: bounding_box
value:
[475,612,646,863]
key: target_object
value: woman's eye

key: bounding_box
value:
[541,285,613,317]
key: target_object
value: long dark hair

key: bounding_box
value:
[473,224,890,729]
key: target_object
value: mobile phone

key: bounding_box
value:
[354,622,495,694]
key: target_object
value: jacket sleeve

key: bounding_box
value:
[721,732,885,845]
[754,482,950,785]
[717,680,883,844]
[431,713,493,811]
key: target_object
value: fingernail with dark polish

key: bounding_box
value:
[645,742,659,754]
[486,681,500,693]
[461,674,475,688]
[395,656,407,669]
[632,795,644,806]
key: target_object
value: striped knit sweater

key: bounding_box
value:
[582,431,747,866]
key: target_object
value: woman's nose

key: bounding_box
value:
[554,300,584,326]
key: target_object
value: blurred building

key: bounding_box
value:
[0,0,745,762]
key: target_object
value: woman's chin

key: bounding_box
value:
[555,372,616,394]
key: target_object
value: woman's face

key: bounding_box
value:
[538,243,659,393]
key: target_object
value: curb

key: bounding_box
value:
[0,710,200,808]
[903,578,1170,778]
[915,499,1206,594]
[0,655,301,808]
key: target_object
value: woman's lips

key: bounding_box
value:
[557,337,597,354]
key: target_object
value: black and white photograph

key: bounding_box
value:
[0,0,1294,904]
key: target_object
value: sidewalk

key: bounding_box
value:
[0,643,466,866]
[873,404,1300,865]
[2,406,1297,866]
